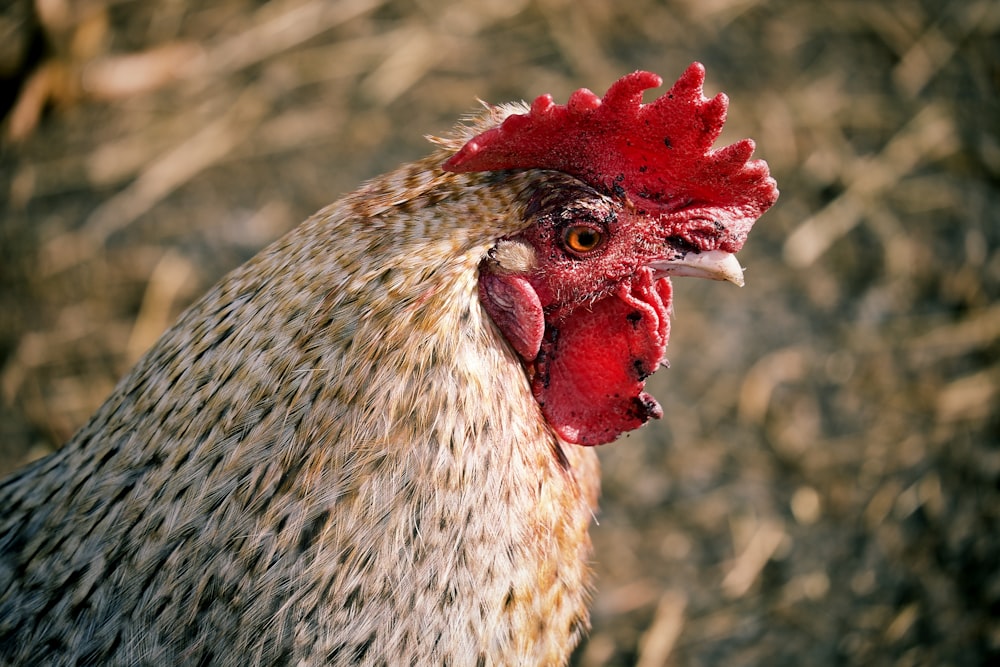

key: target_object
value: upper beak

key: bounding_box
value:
[649,249,745,287]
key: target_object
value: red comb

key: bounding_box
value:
[444,63,777,223]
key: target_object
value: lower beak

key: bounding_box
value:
[649,249,745,286]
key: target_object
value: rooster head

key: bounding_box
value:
[444,63,779,446]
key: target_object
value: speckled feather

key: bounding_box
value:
[0,104,601,665]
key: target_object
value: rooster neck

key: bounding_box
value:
[200,161,604,663]
[272,163,603,664]
[291,298,601,664]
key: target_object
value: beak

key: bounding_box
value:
[649,249,745,287]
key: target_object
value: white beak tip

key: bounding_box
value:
[650,249,746,286]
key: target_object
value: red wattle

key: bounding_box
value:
[532,269,672,446]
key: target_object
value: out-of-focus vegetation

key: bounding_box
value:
[2,0,997,664]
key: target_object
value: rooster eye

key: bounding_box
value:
[562,225,604,255]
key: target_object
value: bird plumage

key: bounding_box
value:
[0,160,598,665]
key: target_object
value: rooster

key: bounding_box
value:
[0,64,776,666]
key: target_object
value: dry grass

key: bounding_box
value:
[2,0,997,664]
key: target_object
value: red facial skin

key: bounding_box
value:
[479,180,677,446]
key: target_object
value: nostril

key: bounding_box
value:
[664,235,700,256]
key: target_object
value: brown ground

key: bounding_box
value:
[1,0,997,664]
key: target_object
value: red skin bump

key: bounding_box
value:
[478,272,544,361]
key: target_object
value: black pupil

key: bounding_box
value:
[574,228,597,248]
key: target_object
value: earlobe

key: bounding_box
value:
[478,270,544,360]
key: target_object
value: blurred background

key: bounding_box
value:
[1,0,997,664]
